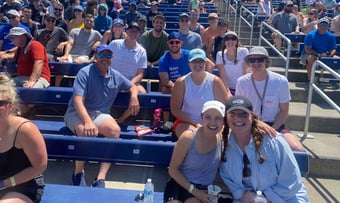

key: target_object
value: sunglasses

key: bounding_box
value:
[243,154,251,177]
[0,100,9,107]
[74,9,82,12]
[208,17,217,20]
[224,36,237,41]
[46,19,55,22]
[308,12,314,15]
[319,22,329,26]
[7,15,17,20]
[248,57,266,63]
[97,53,113,59]
[169,40,181,45]
[54,8,63,11]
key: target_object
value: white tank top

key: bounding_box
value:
[182,72,215,123]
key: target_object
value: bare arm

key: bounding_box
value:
[59,38,74,62]
[24,59,44,88]
[216,63,229,91]
[130,68,145,85]
[272,102,289,130]
[170,77,199,126]
[3,121,47,188]
[213,76,232,102]
[159,72,175,88]
[128,84,140,116]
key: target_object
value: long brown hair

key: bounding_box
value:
[221,33,242,65]
[221,112,265,164]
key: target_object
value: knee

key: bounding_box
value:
[105,125,121,138]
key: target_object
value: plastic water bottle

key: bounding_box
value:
[152,108,162,129]
[143,178,154,203]
[254,191,267,203]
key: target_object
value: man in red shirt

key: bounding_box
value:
[3,27,50,88]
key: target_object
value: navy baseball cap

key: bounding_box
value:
[168,31,183,41]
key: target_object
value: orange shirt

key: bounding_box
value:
[202,26,219,45]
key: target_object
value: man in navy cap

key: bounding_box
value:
[158,31,191,121]
[64,44,140,188]
[159,31,191,95]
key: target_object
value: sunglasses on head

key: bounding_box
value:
[224,36,237,41]
[169,40,181,45]
[0,100,9,107]
[97,53,113,59]
[243,153,251,177]
[248,57,266,63]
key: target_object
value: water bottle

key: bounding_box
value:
[143,178,154,203]
[254,191,267,203]
[152,108,162,129]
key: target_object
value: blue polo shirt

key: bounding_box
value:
[68,63,132,113]
[304,30,337,54]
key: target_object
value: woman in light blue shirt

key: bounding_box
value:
[220,96,309,203]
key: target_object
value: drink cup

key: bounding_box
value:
[208,185,221,203]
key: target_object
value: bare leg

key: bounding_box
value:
[281,129,305,152]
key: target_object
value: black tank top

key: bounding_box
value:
[0,121,31,179]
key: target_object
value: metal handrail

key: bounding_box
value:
[258,22,291,78]
[238,6,255,47]
[301,60,340,141]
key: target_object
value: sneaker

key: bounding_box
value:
[72,172,87,186]
[92,179,105,188]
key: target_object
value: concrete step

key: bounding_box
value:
[293,131,340,179]
[288,101,340,134]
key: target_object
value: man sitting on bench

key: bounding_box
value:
[64,44,140,188]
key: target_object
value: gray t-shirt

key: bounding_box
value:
[181,31,202,50]
[271,12,298,34]
[37,27,68,55]
[69,28,102,56]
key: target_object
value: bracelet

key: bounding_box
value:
[188,184,195,194]
[10,176,16,187]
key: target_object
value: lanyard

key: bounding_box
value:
[251,74,269,119]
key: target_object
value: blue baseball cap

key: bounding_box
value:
[188,48,206,62]
[168,31,182,41]
[113,18,124,26]
[96,44,113,53]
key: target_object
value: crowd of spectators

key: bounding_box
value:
[0,0,321,201]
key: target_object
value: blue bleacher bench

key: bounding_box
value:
[42,134,309,176]
[41,184,163,203]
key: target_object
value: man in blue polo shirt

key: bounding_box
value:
[64,44,140,188]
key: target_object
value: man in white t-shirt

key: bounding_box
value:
[236,46,305,151]
[109,22,147,124]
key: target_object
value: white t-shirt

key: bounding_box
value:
[216,47,249,90]
[235,71,291,122]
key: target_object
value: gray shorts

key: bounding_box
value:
[13,76,50,88]
[64,108,113,134]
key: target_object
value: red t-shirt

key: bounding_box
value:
[16,40,51,83]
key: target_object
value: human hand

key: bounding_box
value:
[258,120,277,137]
[83,121,99,137]
[240,190,257,203]
[192,189,212,203]
[129,97,140,116]
[57,56,69,62]
[23,80,36,88]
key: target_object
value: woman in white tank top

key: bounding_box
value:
[171,48,232,138]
